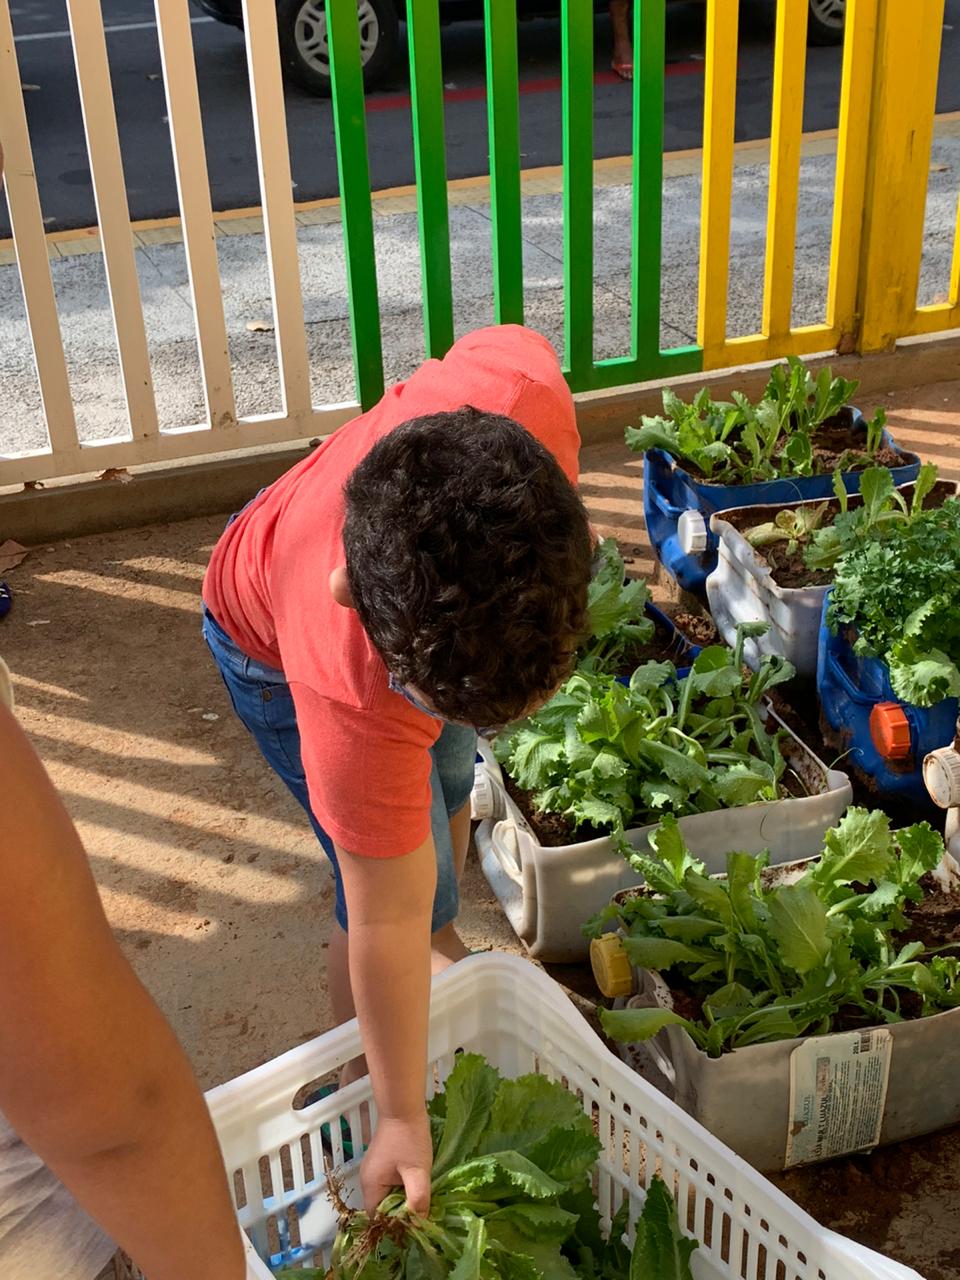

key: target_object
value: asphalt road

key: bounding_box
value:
[3,0,960,235]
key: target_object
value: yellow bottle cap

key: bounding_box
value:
[590,934,634,999]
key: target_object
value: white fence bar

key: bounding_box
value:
[154,0,238,434]
[65,0,159,443]
[240,0,312,420]
[0,0,80,460]
[0,405,356,488]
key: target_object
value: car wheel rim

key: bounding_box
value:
[808,0,845,29]
[294,0,380,75]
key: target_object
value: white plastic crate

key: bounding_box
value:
[206,953,918,1280]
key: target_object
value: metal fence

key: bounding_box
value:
[0,0,958,489]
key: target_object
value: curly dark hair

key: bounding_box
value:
[342,406,593,727]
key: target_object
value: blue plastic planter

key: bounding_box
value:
[816,592,957,809]
[642,418,921,598]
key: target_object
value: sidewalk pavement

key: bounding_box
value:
[2,120,959,460]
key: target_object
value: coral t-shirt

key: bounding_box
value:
[203,326,580,857]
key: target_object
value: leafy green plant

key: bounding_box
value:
[741,462,939,573]
[290,1053,698,1280]
[494,624,797,850]
[594,809,960,1058]
[744,501,831,560]
[580,539,654,675]
[625,358,885,486]
[827,493,960,706]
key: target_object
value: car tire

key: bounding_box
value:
[276,0,400,97]
[806,0,845,46]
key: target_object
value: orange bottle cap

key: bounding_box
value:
[869,702,912,760]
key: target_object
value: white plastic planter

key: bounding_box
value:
[612,856,960,1172]
[473,720,853,964]
[707,480,960,676]
[208,954,919,1280]
[707,498,831,676]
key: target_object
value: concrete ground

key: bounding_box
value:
[2,378,960,1277]
[2,121,960,458]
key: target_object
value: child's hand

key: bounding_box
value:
[361,1110,433,1216]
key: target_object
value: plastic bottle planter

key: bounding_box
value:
[601,856,960,1173]
[707,497,832,676]
[472,729,852,964]
[642,422,921,598]
[817,593,959,809]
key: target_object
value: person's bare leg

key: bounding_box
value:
[610,0,632,74]
[431,800,472,970]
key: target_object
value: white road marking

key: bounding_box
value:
[14,15,216,42]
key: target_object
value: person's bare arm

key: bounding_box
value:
[336,836,436,1214]
[0,705,245,1280]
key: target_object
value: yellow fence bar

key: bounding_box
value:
[696,0,738,364]
[761,0,808,343]
[858,0,946,352]
[825,0,879,350]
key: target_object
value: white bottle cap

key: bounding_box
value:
[678,509,709,556]
[470,766,505,821]
[923,745,960,809]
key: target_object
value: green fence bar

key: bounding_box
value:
[484,0,524,325]
[593,0,700,388]
[407,0,454,358]
[326,0,384,408]
[561,0,595,384]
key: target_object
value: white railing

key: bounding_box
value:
[0,0,354,489]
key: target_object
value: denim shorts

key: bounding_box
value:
[201,607,476,932]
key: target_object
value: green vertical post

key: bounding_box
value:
[327,0,384,407]
[631,0,665,362]
[408,0,454,358]
[484,0,524,325]
[561,0,595,387]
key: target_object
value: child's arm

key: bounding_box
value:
[0,705,246,1280]
[337,837,437,1213]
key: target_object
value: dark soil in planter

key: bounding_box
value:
[756,545,834,590]
[721,480,956,590]
[903,875,960,949]
[673,610,718,647]
[618,617,685,673]
[806,407,907,472]
[654,600,719,648]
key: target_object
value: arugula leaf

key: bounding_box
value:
[766,885,831,974]
[433,1053,500,1177]
[599,1005,704,1047]
[578,540,654,676]
[814,807,896,887]
[629,1176,698,1280]
[478,1072,597,1167]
